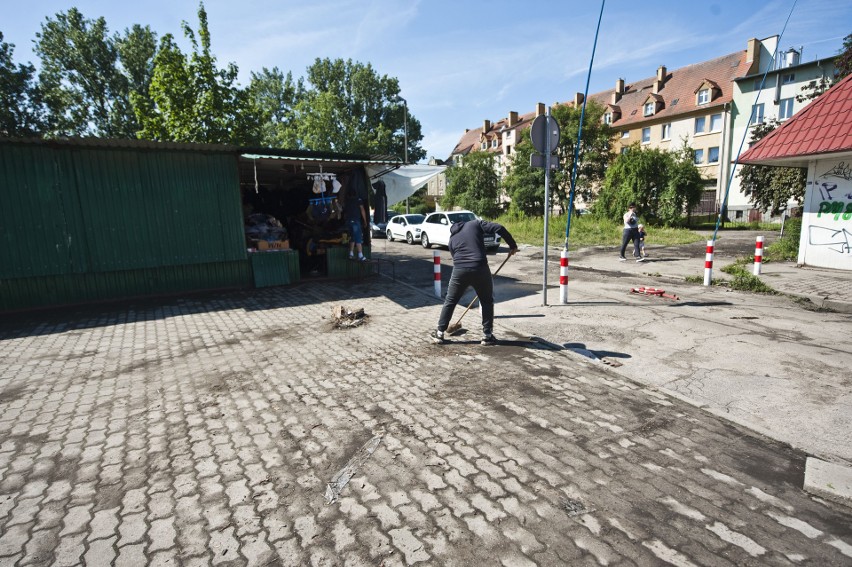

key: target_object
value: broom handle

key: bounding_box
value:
[455,253,512,323]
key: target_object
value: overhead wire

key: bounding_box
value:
[564,0,606,247]
[712,0,799,242]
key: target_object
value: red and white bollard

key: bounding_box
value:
[433,251,441,298]
[753,236,764,275]
[703,240,715,286]
[559,249,569,304]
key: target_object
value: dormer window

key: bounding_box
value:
[603,112,613,124]
[481,142,487,150]
[643,102,655,116]
[491,139,498,149]
[697,89,710,105]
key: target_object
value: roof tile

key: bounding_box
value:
[739,74,852,163]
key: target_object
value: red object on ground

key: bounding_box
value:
[630,286,679,300]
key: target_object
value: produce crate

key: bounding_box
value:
[250,249,299,287]
[326,246,377,279]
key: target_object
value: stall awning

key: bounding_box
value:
[366,164,447,206]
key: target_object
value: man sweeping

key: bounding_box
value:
[431,219,518,345]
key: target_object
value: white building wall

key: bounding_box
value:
[728,59,836,216]
[799,156,852,270]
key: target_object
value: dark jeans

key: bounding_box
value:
[620,227,640,258]
[437,265,494,336]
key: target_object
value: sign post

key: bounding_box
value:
[530,109,560,306]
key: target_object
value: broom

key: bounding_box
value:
[446,253,511,336]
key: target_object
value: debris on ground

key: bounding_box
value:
[325,434,383,504]
[331,305,368,328]
[629,286,679,300]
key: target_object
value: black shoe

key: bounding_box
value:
[481,334,498,346]
[431,330,447,344]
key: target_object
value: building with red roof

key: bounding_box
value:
[738,74,852,270]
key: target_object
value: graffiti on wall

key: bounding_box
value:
[809,161,852,255]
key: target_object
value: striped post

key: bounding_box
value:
[703,240,715,286]
[753,236,764,275]
[559,249,569,304]
[433,251,441,298]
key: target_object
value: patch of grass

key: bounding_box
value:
[721,263,777,294]
[495,214,704,248]
[764,218,801,262]
[683,275,703,284]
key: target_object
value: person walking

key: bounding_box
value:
[619,203,643,262]
[432,219,518,345]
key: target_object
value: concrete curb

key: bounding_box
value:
[805,458,852,508]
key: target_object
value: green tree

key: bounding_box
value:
[502,100,614,216]
[594,142,703,225]
[657,142,705,225]
[737,120,806,216]
[135,3,251,144]
[551,100,614,208]
[34,8,148,138]
[293,58,424,160]
[444,151,500,218]
[501,131,546,216]
[246,67,303,148]
[0,32,44,136]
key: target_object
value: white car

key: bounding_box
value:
[419,210,501,250]
[385,214,425,244]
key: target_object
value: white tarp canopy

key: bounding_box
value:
[366,164,447,206]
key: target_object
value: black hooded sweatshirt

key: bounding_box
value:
[448,220,517,270]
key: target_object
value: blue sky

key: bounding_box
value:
[3,0,850,160]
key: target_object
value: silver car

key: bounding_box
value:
[385,214,425,245]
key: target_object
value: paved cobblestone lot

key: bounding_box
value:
[1,280,851,566]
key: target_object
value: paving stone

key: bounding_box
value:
[0,280,850,565]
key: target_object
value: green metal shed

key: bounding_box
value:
[0,138,400,313]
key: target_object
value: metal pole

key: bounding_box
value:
[403,99,410,214]
[542,106,552,306]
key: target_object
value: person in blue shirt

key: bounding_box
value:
[432,219,517,345]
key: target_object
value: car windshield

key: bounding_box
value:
[406,215,425,224]
[447,212,477,223]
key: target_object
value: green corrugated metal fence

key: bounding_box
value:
[0,141,251,311]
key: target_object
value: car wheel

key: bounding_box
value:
[406,232,414,245]
[421,233,431,248]
[386,229,394,242]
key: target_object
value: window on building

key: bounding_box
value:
[782,73,795,84]
[751,103,765,124]
[710,113,722,132]
[694,149,704,164]
[620,147,629,155]
[481,142,487,150]
[491,139,498,148]
[603,112,612,124]
[695,116,706,134]
[697,88,710,105]
[621,130,629,139]
[641,127,650,143]
[506,145,512,155]
[661,123,671,140]
[643,102,655,116]
[779,98,794,120]
[708,147,719,163]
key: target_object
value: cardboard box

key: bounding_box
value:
[257,240,290,251]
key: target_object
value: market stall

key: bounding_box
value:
[237,151,401,282]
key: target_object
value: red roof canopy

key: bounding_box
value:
[738,74,852,166]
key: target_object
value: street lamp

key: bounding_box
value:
[394,95,410,212]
